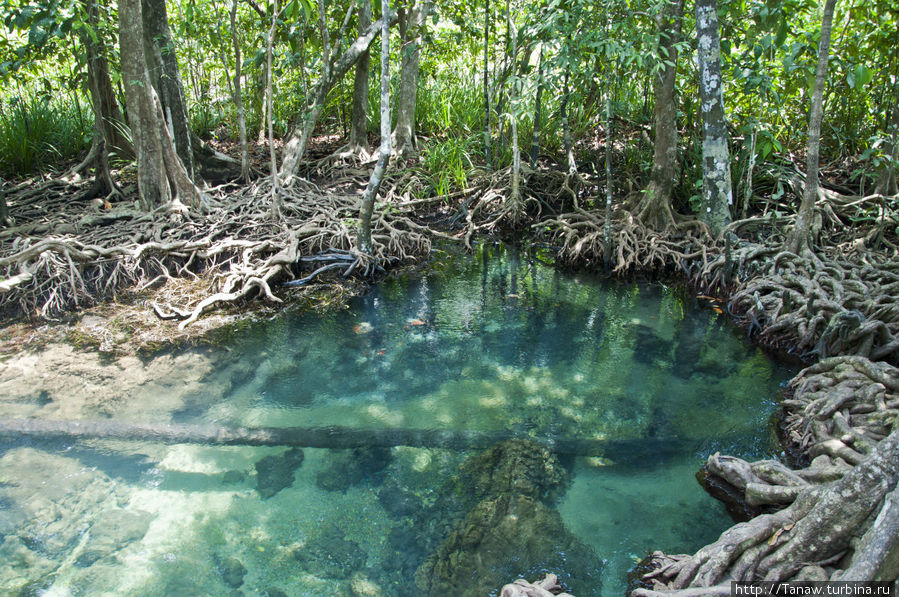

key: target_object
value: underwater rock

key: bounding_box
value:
[216,555,247,588]
[221,470,246,485]
[412,440,598,597]
[254,447,304,499]
[377,481,421,519]
[75,508,153,567]
[414,493,602,597]
[0,447,125,594]
[458,438,570,504]
[316,447,392,492]
[294,526,366,579]
[348,572,383,596]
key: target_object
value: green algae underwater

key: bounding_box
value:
[0,244,795,596]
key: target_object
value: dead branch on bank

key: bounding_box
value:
[633,357,899,595]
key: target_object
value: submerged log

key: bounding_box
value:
[0,417,711,459]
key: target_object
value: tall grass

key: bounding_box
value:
[420,134,479,196]
[0,93,92,178]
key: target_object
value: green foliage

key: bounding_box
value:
[420,134,478,196]
[0,91,91,177]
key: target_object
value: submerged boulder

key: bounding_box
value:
[457,438,570,505]
[254,448,304,499]
[415,493,603,596]
[294,526,366,579]
[414,439,599,597]
[216,555,247,588]
[316,447,392,492]
[75,508,153,567]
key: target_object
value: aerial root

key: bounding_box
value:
[0,175,432,324]
[633,357,899,595]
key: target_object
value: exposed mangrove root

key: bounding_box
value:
[781,356,899,462]
[500,574,574,597]
[699,240,899,364]
[633,358,899,595]
[698,355,897,519]
[541,205,715,275]
[0,176,431,324]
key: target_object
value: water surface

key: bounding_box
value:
[0,244,794,596]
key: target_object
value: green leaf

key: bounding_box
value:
[774,17,788,47]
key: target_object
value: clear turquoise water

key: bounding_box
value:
[0,244,794,596]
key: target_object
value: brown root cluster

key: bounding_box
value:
[0,174,431,326]
[633,356,899,595]
[698,243,899,364]
[543,207,716,274]
[781,356,899,465]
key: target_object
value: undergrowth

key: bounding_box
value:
[0,92,92,178]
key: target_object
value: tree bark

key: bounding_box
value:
[507,13,521,222]
[118,0,205,211]
[393,0,430,158]
[230,0,250,180]
[83,0,134,161]
[483,0,492,171]
[788,0,837,254]
[603,4,615,268]
[141,0,195,180]
[278,12,397,183]
[266,0,282,216]
[561,63,575,174]
[696,0,732,236]
[873,96,898,197]
[530,45,544,169]
[0,179,8,227]
[357,0,392,254]
[348,0,372,153]
[636,0,685,230]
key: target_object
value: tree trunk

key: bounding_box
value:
[393,0,430,158]
[530,45,544,169]
[635,0,685,230]
[83,0,133,161]
[603,5,615,268]
[788,0,837,254]
[561,63,575,174]
[0,179,8,227]
[357,0,392,254]
[278,12,397,183]
[483,0,492,171]
[0,417,727,458]
[874,96,898,197]
[507,13,521,223]
[230,0,250,180]
[348,0,372,153]
[141,0,195,180]
[266,0,282,216]
[696,0,733,236]
[118,0,205,211]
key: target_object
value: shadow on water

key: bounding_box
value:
[0,243,796,596]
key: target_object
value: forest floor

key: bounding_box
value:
[1,137,898,591]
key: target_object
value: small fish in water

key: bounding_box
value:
[507,293,520,298]
[377,349,386,356]
[353,322,374,334]
[407,318,427,327]
[712,307,724,314]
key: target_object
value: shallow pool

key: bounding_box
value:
[0,244,794,596]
